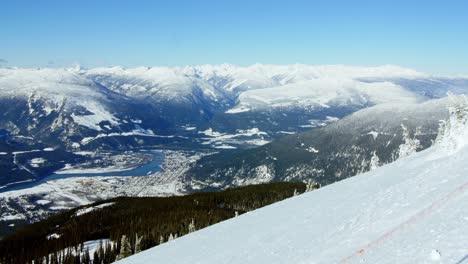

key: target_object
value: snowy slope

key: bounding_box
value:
[228,78,423,113]
[189,98,450,189]
[86,64,429,111]
[117,98,468,264]
[0,68,122,132]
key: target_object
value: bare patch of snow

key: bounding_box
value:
[75,202,115,217]
[29,158,46,168]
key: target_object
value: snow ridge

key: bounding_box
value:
[434,94,468,154]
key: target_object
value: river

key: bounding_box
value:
[0,151,165,193]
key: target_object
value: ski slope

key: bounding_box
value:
[117,99,468,264]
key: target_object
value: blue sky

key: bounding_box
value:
[1,0,467,74]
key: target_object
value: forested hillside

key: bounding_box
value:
[0,182,311,264]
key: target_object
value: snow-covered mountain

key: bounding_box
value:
[116,96,468,264]
[187,98,450,189]
[1,64,468,149]
[1,64,468,189]
[0,68,174,148]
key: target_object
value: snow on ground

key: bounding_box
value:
[46,233,61,240]
[29,158,46,168]
[226,78,424,113]
[0,213,26,221]
[75,202,115,217]
[79,128,180,145]
[232,165,275,186]
[0,68,121,130]
[213,145,237,149]
[0,151,204,224]
[36,199,51,205]
[70,101,120,131]
[117,100,468,264]
[56,164,137,174]
[87,64,428,104]
[48,238,113,262]
[199,128,270,148]
[82,239,113,259]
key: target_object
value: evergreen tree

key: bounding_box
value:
[305,179,320,192]
[188,219,196,233]
[135,234,143,254]
[168,233,174,241]
[116,235,132,261]
[81,249,90,264]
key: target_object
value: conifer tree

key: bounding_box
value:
[188,219,196,233]
[305,179,320,192]
[116,235,132,260]
[82,249,90,264]
[135,234,143,254]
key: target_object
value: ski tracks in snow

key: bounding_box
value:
[340,181,468,263]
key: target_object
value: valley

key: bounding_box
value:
[1,64,468,256]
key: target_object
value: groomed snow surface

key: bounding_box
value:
[117,100,468,264]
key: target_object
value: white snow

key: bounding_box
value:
[398,124,421,158]
[367,131,380,140]
[232,165,275,186]
[0,213,26,221]
[80,128,177,145]
[70,102,120,131]
[226,78,424,113]
[199,128,269,147]
[213,145,237,149]
[36,199,51,205]
[49,239,113,262]
[84,64,437,116]
[47,233,62,240]
[369,151,381,170]
[305,147,319,153]
[29,158,46,168]
[225,106,251,114]
[117,100,468,264]
[429,249,442,261]
[0,151,202,220]
[75,202,115,217]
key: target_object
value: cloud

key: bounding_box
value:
[0,59,7,64]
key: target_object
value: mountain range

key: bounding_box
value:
[1,64,468,229]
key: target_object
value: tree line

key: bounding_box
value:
[0,182,316,264]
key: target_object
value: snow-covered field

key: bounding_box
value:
[227,78,423,113]
[199,127,270,149]
[117,99,468,264]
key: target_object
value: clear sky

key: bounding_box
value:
[1,0,467,75]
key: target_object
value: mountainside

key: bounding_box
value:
[187,98,450,189]
[117,96,468,264]
[3,64,468,151]
[0,68,179,149]
[0,182,307,263]
[1,65,468,217]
